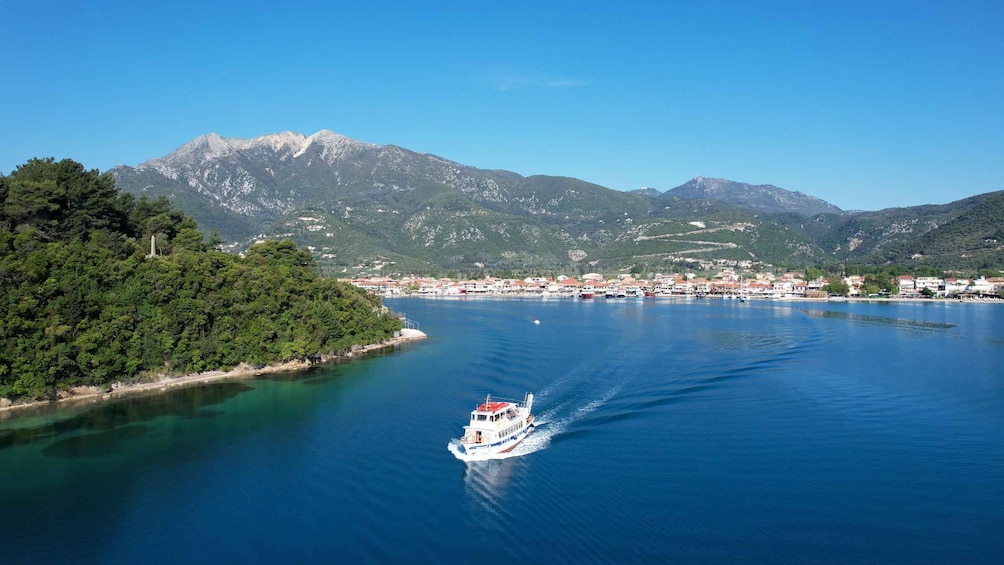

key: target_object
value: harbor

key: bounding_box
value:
[345,271,1004,301]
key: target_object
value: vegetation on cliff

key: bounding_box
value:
[0,158,402,401]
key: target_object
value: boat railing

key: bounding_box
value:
[481,395,525,406]
[474,399,522,413]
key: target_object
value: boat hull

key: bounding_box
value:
[457,423,534,457]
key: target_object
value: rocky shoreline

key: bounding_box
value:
[0,332,427,418]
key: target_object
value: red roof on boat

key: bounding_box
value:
[477,401,509,412]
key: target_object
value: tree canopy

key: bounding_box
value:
[1,159,401,400]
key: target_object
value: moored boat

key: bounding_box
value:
[453,392,535,457]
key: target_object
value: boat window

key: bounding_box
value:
[477,414,487,421]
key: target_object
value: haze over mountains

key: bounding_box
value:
[111,130,1004,275]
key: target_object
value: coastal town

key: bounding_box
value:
[345,270,1004,301]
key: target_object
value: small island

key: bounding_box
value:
[0,158,418,411]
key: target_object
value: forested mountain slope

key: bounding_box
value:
[110,131,1004,274]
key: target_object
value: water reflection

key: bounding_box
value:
[463,458,521,510]
[43,425,150,458]
[0,382,251,453]
[800,308,957,331]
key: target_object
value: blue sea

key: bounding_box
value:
[2,298,1002,563]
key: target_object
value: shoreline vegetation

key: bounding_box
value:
[0,331,427,417]
[2,159,407,405]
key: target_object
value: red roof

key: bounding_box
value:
[477,401,509,412]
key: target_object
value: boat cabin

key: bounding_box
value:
[469,395,522,425]
[470,399,509,423]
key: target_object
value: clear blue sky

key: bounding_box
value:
[2,1,1001,211]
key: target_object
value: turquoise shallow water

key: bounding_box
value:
[2,298,1003,563]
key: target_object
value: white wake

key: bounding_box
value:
[447,385,621,462]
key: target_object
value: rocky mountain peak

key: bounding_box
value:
[109,129,1000,274]
[299,129,378,162]
[138,130,381,171]
[156,132,232,166]
[663,177,842,215]
[242,131,308,155]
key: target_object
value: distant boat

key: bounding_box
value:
[452,393,535,457]
[532,319,541,325]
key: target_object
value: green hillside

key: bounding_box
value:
[1,159,402,401]
[109,131,1004,275]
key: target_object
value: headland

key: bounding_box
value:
[0,331,427,418]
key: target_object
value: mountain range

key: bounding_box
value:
[110,130,1004,275]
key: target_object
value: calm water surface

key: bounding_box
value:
[1,298,1002,563]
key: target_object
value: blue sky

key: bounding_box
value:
[2,1,1001,211]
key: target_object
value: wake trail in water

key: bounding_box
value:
[516,385,622,454]
[450,307,697,463]
[447,385,622,462]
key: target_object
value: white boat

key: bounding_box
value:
[453,393,535,457]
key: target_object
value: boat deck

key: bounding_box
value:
[477,401,510,412]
